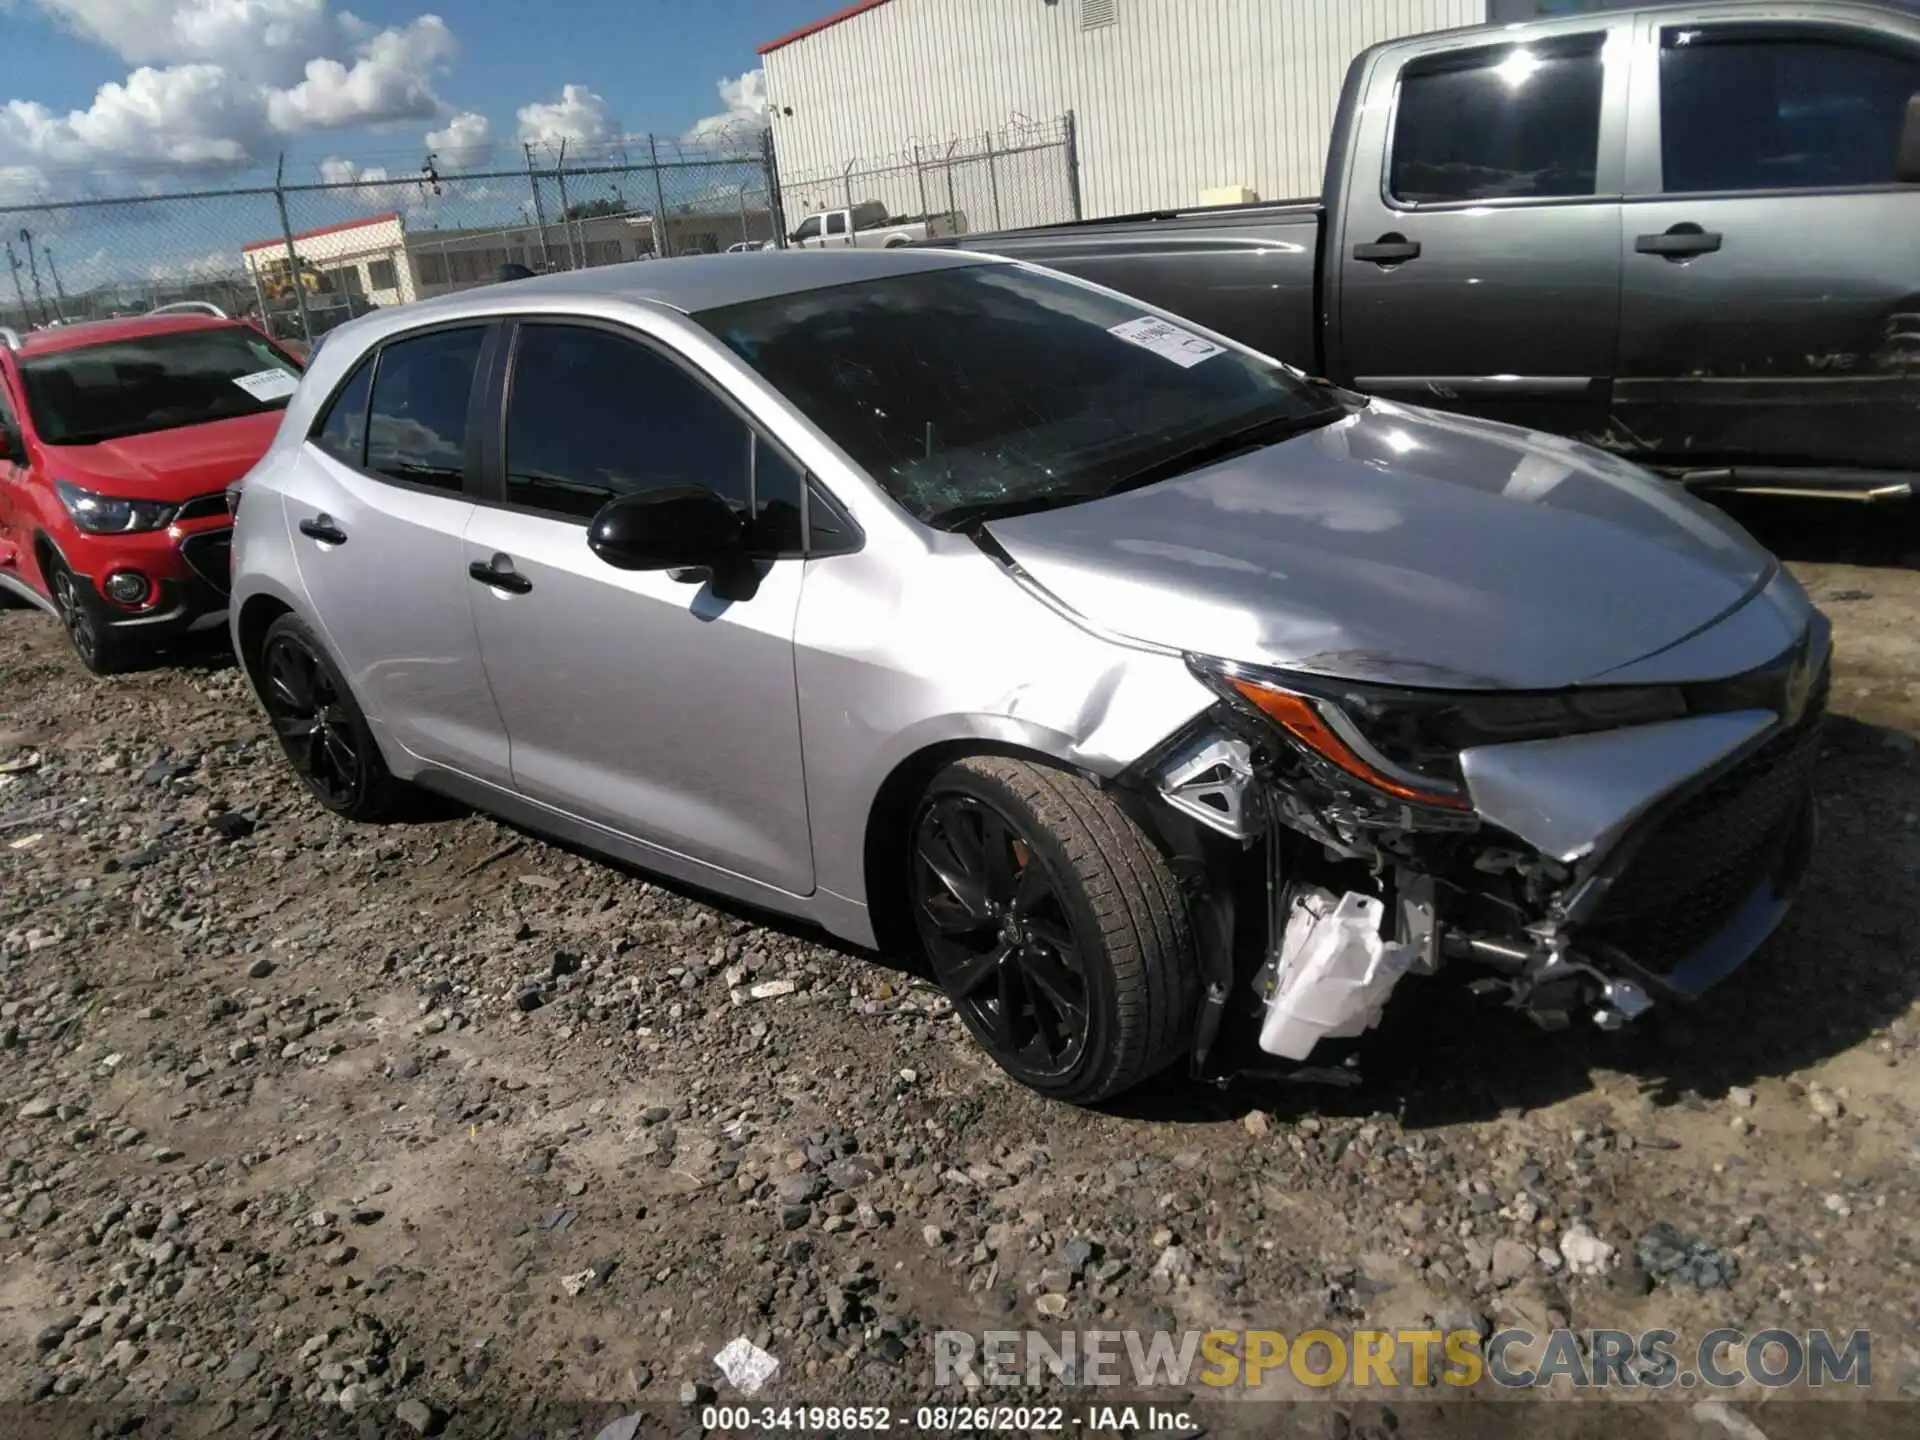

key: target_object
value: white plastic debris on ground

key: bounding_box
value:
[713,1335,780,1396]
[1257,887,1415,1061]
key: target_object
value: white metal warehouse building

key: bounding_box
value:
[757,0,1635,225]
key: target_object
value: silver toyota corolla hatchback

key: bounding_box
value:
[229,249,1827,1103]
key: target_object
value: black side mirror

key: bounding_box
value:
[587,487,744,572]
[1899,92,1920,184]
[0,424,22,465]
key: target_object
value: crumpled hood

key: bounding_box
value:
[984,401,1777,690]
[40,410,282,498]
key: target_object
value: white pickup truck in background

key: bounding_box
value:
[788,199,968,249]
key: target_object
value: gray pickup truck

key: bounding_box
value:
[945,0,1920,503]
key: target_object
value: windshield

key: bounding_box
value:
[20,327,304,446]
[695,264,1349,528]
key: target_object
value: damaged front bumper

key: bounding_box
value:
[1142,627,1830,1074]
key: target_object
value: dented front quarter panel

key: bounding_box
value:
[794,523,1216,933]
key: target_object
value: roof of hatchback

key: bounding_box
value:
[407,246,993,320]
[7,313,241,359]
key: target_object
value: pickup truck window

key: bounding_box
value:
[825,212,848,236]
[1659,29,1920,193]
[793,215,822,241]
[1390,36,1605,204]
[696,264,1346,529]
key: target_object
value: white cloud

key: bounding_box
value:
[426,109,490,168]
[264,16,453,131]
[2,2,461,184]
[318,154,390,199]
[516,84,617,154]
[4,63,263,169]
[685,69,767,144]
[146,246,238,283]
[33,0,336,83]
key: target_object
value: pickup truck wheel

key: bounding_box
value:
[910,757,1197,1103]
[49,560,137,676]
[256,613,401,821]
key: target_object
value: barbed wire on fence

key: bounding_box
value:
[0,128,782,345]
[0,113,1081,345]
[772,114,1079,237]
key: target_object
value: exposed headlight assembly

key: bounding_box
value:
[1189,656,1687,816]
[55,479,176,534]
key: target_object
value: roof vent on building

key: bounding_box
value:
[1079,0,1116,31]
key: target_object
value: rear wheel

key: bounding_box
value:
[256,612,401,821]
[910,756,1198,1103]
[48,559,136,676]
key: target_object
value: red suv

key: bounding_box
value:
[0,306,303,674]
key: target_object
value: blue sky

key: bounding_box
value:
[0,1,825,186]
[0,0,831,296]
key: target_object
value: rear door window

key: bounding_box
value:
[364,327,484,492]
[310,357,374,467]
[1659,28,1920,193]
[1390,35,1607,203]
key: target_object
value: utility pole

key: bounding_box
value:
[553,139,583,270]
[19,229,49,325]
[271,155,313,346]
[525,142,555,271]
[3,241,27,322]
[647,133,672,260]
[41,243,67,323]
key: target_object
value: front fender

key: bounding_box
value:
[796,539,1215,909]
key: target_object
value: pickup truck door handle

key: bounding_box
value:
[297,515,347,546]
[1353,234,1421,265]
[1635,224,1722,259]
[468,556,532,595]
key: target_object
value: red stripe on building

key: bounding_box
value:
[758,0,896,55]
[241,212,403,253]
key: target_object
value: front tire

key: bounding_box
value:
[256,612,401,821]
[910,757,1198,1103]
[48,559,137,676]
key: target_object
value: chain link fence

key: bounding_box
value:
[0,115,1081,348]
[0,129,778,349]
[769,114,1081,240]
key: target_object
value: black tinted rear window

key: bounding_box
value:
[1660,30,1920,192]
[1391,36,1606,204]
[364,327,484,492]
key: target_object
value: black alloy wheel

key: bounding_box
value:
[255,613,397,820]
[909,757,1197,1103]
[914,791,1092,1080]
[49,560,133,675]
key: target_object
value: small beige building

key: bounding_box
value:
[241,204,775,334]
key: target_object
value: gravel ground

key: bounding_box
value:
[1,508,1916,1439]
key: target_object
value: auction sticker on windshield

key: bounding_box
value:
[1108,316,1225,368]
[232,369,299,401]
